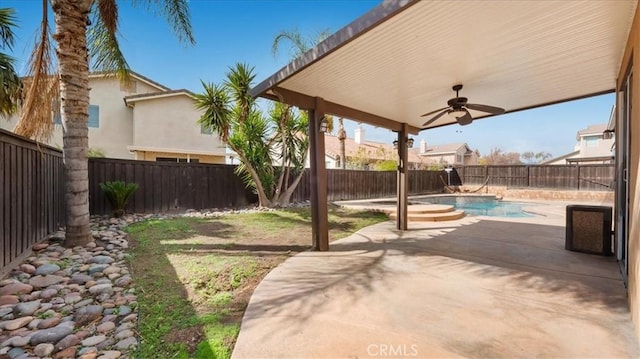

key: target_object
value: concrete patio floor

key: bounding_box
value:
[232,200,639,358]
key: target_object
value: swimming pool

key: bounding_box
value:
[415,195,534,218]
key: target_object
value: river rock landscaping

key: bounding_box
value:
[0,206,305,359]
[0,204,389,358]
[0,215,146,359]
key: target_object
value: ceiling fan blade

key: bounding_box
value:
[420,106,449,117]
[456,109,473,126]
[422,109,449,127]
[465,103,505,115]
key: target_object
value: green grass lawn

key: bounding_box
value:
[126,205,388,359]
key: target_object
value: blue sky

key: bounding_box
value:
[5,0,615,158]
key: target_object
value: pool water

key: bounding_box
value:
[416,196,534,218]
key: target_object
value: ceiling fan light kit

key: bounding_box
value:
[421,84,505,127]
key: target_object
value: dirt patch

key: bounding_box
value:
[165,325,204,353]
[127,207,388,358]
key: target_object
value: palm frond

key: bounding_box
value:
[88,2,131,83]
[133,0,195,45]
[0,8,20,119]
[97,0,118,34]
[0,7,17,50]
[194,80,232,142]
[272,29,308,58]
[14,0,57,141]
[225,63,256,121]
[0,53,21,119]
[229,109,274,194]
[315,28,332,44]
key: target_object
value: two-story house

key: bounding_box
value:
[322,127,424,170]
[1,71,226,163]
[543,123,614,165]
[412,140,480,166]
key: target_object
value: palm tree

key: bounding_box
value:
[337,118,346,169]
[14,0,194,247]
[272,28,335,134]
[0,7,21,119]
[195,63,309,207]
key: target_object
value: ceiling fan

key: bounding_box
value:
[421,84,505,127]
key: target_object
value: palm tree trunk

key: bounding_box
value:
[337,118,346,169]
[52,0,93,247]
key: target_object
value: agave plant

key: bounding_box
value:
[99,181,138,218]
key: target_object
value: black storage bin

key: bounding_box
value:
[565,205,613,256]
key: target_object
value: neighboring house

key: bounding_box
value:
[412,140,480,166]
[1,71,226,164]
[320,128,478,169]
[543,123,614,165]
[322,127,423,170]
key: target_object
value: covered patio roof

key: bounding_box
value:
[251,0,637,133]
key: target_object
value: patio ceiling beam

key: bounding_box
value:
[266,86,421,134]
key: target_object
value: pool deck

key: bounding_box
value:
[232,198,637,358]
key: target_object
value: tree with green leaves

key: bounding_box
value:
[14,0,194,247]
[0,8,21,119]
[195,63,309,207]
[337,118,346,169]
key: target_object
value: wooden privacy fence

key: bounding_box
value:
[8,128,617,276]
[456,164,615,191]
[88,158,257,215]
[290,169,446,202]
[90,162,445,214]
[1,129,64,277]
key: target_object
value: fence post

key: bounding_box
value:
[527,166,530,188]
[484,165,488,186]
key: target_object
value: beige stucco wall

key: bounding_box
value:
[83,77,134,159]
[0,115,20,135]
[579,134,615,158]
[618,3,640,343]
[130,95,225,157]
[0,75,163,159]
[1,75,225,162]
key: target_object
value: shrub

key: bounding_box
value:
[87,147,106,158]
[99,181,139,218]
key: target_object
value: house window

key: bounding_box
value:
[157,157,185,162]
[88,105,99,128]
[201,123,212,135]
[456,154,463,163]
[584,135,599,147]
[53,105,99,128]
[156,157,199,163]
